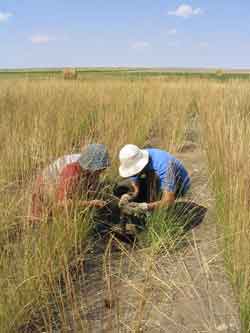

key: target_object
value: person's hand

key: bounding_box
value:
[121,202,148,216]
[128,202,148,211]
[119,194,132,208]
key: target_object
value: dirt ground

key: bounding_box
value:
[59,142,240,333]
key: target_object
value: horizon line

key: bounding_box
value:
[1,66,250,73]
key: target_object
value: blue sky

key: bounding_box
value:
[1,1,250,69]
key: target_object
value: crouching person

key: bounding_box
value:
[118,144,190,216]
[29,144,110,225]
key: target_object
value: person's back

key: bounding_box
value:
[42,154,81,186]
[146,148,190,196]
[30,154,82,223]
[129,148,190,197]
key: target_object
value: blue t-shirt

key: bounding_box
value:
[130,148,190,195]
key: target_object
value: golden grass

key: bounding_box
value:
[0,76,247,331]
[199,81,250,331]
[0,77,189,332]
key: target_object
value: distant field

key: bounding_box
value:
[1,67,250,80]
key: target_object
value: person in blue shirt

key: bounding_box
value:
[118,144,190,213]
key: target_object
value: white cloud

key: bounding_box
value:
[0,11,13,22]
[167,29,177,35]
[131,41,150,49]
[30,35,55,44]
[168,4,203,18]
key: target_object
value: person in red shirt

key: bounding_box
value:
[30,144,110,224]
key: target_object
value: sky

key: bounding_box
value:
[1,1,250,69]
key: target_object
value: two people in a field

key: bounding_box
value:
[29,143,190,224]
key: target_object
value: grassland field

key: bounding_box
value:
[0,70,249,332]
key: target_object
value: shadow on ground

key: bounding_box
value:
[170,201,207,233]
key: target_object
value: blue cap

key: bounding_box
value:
[78,144,110,171]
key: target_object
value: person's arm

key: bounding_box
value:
[119,180,139,206]
[147,160,177,210]
[147,191,175,211]
[130,162,177,212]
[130,181,140,199]
[57,197,106,210]
[126,190,175,214]
[78,199,106,209]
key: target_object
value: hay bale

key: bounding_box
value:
[215,69,225,77]
[63,68,78,80]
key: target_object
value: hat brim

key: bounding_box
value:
[119,149,149,178]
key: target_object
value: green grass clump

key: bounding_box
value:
[140,208,185,253]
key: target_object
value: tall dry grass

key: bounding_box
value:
[199,81,250,332]
[0,77,192,332]
[0,76,248,331]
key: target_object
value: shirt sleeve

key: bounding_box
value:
[161,160,177,193]
[56,164,80,203]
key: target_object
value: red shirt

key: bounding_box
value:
[56,162,83,202]
[31,162,84,221]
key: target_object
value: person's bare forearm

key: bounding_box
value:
[147,192,176,211]
[79,199,106,209]
[131,182,139,196]
[57,199,91,209]
[147,199,173,211]
[78,200,92,207]
[58,199,105,209]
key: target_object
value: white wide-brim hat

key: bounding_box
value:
[119,144,149,178]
